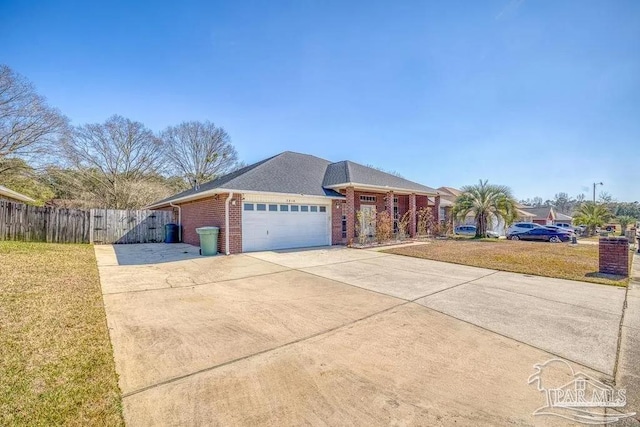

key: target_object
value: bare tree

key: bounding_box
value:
[365,164,404,178]
[553,192,570,214]
[160,121,238,187]
[0,65,68,172]
[61,115,165,208]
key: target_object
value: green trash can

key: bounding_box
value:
[196,226,219,256]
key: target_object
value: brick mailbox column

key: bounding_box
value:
[599,237,630,276]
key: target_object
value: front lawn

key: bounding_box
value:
[384,239,629,286]
[0,241,123,426]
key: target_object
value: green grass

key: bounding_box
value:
[385,239,629,286]
[0,241,123,426]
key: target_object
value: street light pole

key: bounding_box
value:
[593,182,603,203]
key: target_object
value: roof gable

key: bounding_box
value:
[323,160,437,194]
[520,206,554,220]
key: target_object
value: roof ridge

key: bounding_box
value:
[345,160,352,182]
[281,151,333,163]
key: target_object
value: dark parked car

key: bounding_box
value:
[507,227,572,243]
[544,225,575,236]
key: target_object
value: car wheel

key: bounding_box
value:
[511,235,519,241]
[549,236,561,243]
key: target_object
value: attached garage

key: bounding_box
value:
[242,199,331,252]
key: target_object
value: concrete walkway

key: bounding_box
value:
[95,244,632,426]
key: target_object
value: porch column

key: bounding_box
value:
[386,191,394,218]
[434,195,441,223]
[346,187,355,243]
[409,193,417,237]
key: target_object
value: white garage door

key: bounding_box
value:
[242,202,330,252]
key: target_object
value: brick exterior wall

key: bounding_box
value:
[385,191,394,218]
[345,188,355,242]
[599,237,629,276]
[331,200,344,245]
[227,196,242,254]
[176,193,242,254]
[409,194,417,237]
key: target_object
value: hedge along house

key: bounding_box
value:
[147,152,441,254]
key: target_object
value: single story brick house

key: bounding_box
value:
[519,206,573,226]
[0,185,35,204]
[148,151,441,254]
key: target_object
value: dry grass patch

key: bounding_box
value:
[384,239,629,286]
[0,241,123,426]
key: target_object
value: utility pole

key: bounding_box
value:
[593,182,603,203]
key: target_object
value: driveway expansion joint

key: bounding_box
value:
[120,299,410,399]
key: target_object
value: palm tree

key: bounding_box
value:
[617,215,636,236]
[452,180,518,238]
[572,202,612,236]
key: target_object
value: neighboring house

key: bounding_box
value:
[0,185,35,204]
[518,206,572,226]
[553,211,574,225]
[438,186,533,236]
[436,187,459,225]
[148,151,441,254]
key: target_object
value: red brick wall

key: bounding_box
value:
[409,194,417,237]
[175,193,242,254]
[227,197,242,254]
[416,195,430,210]
[331,200,344,245]
[599,237,629,276]
[345,188,355,242]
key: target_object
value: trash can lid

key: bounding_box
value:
[196,226,220,234]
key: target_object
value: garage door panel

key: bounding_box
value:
[242,202,330,252]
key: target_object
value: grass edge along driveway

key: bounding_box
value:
[0,241,123,426]
[384,239,629,287]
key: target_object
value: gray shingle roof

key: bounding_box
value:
[150,152,343,206]
[323,160,438,194]
[555,212,573,221]
[150,151,437,207]
[520,206,553,220]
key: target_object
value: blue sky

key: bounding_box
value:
[1,0,638,201]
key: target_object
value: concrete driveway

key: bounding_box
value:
[95,244,632,426]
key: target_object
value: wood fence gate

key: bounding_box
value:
[89,209,174,244]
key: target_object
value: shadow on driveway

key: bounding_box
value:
[103,243,203,266]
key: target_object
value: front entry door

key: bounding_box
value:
[360,205,376,237]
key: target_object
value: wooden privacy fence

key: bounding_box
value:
[0,200,90,243]
[90,208,173,244]
[0,200,174,244]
